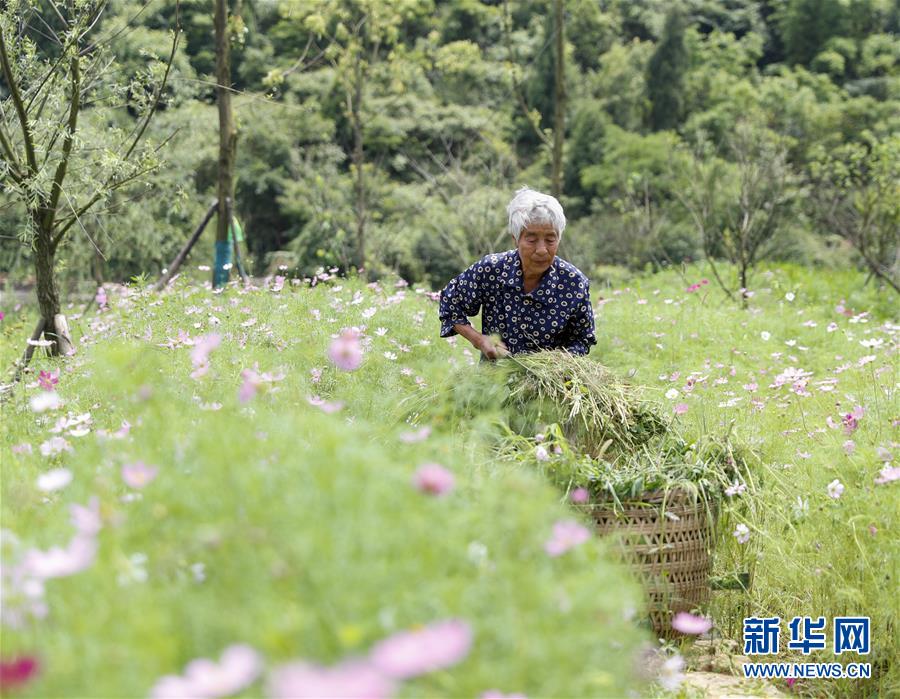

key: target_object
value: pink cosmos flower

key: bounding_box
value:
[122,461,158,488]
[151,644,262,699]
[841,406,864,435]
[369,619,473,679]
[671,612,712,635]
[37,370,59,391]
[534,445,550,461]
[0,656,39,691]
[70,497,101,537]
[39,436,71,456]
[412,463,455,497]
[544,520,591,557]
[95,287,108,310]
[570,487,589,504]
[733,523,750,544]
[190,333,222,377]
[827,479,844,499]
[306,396,344,414]
[673,403,689,415]
[399,426,431,443]
[843,440,856,455]
[328,331,364,371]
[267,660,394,699]
[310,368,322,384]
[239,368,262,403]
[874,465,900,485]
[481,692,527,699]
[22,536,97,579]
[12,443,32,455]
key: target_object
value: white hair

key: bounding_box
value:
[506,186,566,241]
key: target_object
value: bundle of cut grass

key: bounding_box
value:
[405,351,667,454]
[501,351,667,456]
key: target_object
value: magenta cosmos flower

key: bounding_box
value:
[671,612,713,635]
[412,463,455,497]
[267,659,394,699]
[544,520,591,557]
[0,656,39,691]
[369,619,473,679]
[328,331,364,371]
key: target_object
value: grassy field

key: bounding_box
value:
[1,263,897,698]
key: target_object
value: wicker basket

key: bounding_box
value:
[583,490,713,639]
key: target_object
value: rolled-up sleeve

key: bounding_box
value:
[439,262,483,338]
[561,283,597,355]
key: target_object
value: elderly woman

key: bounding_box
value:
[439,187,596,359]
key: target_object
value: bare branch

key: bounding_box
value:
[43,51,81,232]
[0,23,40,175]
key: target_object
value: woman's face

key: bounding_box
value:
[515,222,559,276]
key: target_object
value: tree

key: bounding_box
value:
[213,0,237,288]
[646,5,689,131]
[0,0,176,359]
[301,1,419,273]
[808,134,900,294]
[677,124,797,300]
[776,0,846,67]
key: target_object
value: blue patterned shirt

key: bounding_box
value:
[439,250,596,355]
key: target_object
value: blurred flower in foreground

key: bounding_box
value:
[0,656,39,692]
[412,464,455,497]
[544,521,591,557]
[122,461,159,489]
[328,331,364,372]
[672,612,712,635]
[36,468,72,493]
[151,644,262,699]
[658,654,685,691]
[267,660,393,699]
[369,619,472,679]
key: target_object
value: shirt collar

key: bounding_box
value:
[502,251,558,296]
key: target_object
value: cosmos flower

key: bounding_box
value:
[412,464,455,497]
[151,644,262,699]
[826,479,844,499]
[267,660,394,699]
[328,331,364,372]
[369,619,473,679]
[37,370,59,391]
[569,488,589,504]
[36,468,73,493]
[122,461,159,489]
[671,612,712,635]
[733,524,751,544]
[874,465,900,485]
[544,521,591,557]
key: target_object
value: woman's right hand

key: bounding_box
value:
[477,334,509,360]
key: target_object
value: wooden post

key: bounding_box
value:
[155,200,218,290]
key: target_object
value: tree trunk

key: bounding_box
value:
[351,52,366,273]
[32,220,61,354]
[213,0,237,288]
[551,0,565,199]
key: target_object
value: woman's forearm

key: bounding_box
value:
[453,323,483,348]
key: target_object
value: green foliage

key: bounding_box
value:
[646,6,690,131]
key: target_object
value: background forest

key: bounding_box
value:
[1,0,898,294]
